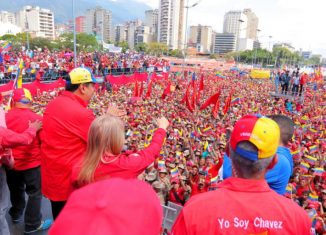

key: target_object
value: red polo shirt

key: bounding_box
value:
[41,91,95,201]
[172,177,311,235]
[6,107,42,171]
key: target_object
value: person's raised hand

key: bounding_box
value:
[156,117,169,131]
[106,104,127,117]
[29,120,42,131]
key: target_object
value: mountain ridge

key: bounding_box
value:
[0,0,152,24]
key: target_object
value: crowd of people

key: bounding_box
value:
[0,49,325,234]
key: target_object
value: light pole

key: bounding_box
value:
[267,35,272,65]
[182,0,202,80]
[252,29,261,68]
[24,14,30,51]
[237,19,245,65]
[72,0,77,68]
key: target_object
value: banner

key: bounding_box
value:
[250,69,270,79]
[102,42,122,53]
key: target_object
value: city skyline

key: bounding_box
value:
[136,0,326,57]
[0,0,325,57]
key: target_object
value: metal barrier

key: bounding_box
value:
[0,68,149,85]
[162,202,183,233]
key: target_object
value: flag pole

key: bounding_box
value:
[72,0,77,68]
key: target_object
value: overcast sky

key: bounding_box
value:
[133,0,326,57]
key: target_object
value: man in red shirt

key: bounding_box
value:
[41,67,99,219]
[0,108,42,235]
[42,67,124,219]
[299,72,308,97]
[172,115,311,235]
[5,88,52,233]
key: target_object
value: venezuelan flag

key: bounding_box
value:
[202,126,212,133]
[309,145,318,153]
[308,193,319,202]
[300,162,310,173]
[158,160,165,168]
[1,42,12,52]
[231,97,241,104]
[170,168,179,178]
[305,155,317,165]
[313,168,324,176]
[291,150,301,159]
[210,175,218,184]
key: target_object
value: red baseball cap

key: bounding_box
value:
[49,178,162,235]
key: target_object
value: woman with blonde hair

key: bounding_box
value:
[72,115,169,189]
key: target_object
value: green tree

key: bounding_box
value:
[54,33,98,52]
[29,37,53,50]
[135,42,148,52]
[117,41,129,53]
[147,42,168,56]
[169,49,183,58]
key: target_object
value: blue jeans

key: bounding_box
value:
[0,167,10,235]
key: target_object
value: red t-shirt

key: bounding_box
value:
[172,177,311,235]
[6,108,42,171]
[41,91,95,201]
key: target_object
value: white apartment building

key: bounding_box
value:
[158,0,184,50]
[189,25,213,53]
[16,6,55,39]
[0,11,16,24]
[115,24,127,43]
[135,25,153,44]
[223,9,259,51]
[125,19,142,49]
[85,7,113,43]
[213,33,237,54]
[145,9,159,41]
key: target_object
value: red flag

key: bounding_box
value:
[161,82,171,99]
[199,74,204,91]
[145,81,152,98]
[223,92,232,115]
[181,83,191,103]
[185,89,194,113]
[199,90,221,111]
[192,83,197,108]
[139,82,144,97]
[133,82,139,97]
[212,97,220,118]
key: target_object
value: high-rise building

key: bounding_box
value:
[243,9,259,40]
[145,9,159,41]
[0,11,16,24]
[189,25,213,53]
[213,33,237,54]
[223,9,259,51]
[223,10,248,38]
[135,25,153,44]
[16,6,55,39]
[115,24,127,43]
[125,19,142,49]
[75,16,86,33]
[158,0,185,50]
[85,7,113,43]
